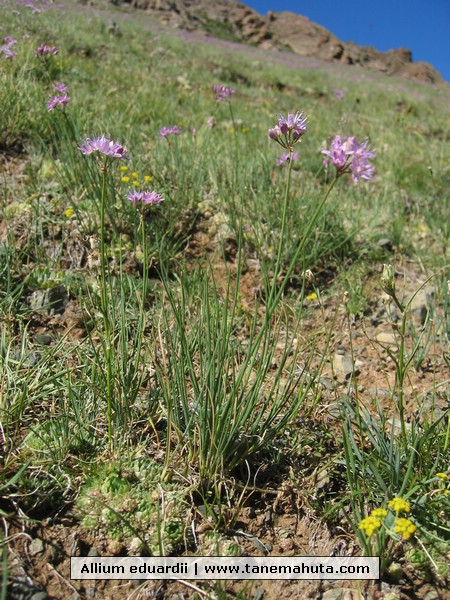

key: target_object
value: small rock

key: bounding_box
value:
[423,591,440,600]
[333,352,354,381]
[30,593,47,600]
[29,286,68,315]
[322,589,353,600]
[29,538,45,556]
[376,331,397,345]
[87,546,100,557]
[35,333,52,345]
[327,402,341,418]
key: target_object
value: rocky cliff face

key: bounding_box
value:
[117,0,443,84]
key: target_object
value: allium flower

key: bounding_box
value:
[275,151,299,166]
[394,518,417,540]
[268,112,308,151]
[54,82,68,94]
[78,135,129,160]
[213,85,236,102]
[350,139,376,183]
[35,44,59,57]
[358,516,382,538]
[3,36,17,46]
[47,94,70,111]
[159,126,181,137]
[322,134,375,183]
[0,45,16,59]
[333,88,345,100]
[126,190,164,205]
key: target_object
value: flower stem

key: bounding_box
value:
[100,162,113,451]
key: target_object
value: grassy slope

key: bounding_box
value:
[1,0,450,598]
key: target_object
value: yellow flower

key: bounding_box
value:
[65,208,75,218]
[306,292,318,301]
[242,127,250,134]
[131,171,139,178]
[370,508,388,519]
[144,175,153,183]
[132,180,139,187]
[119,165,129,172]
[358,516,382,537]
[394,518,417,540]
[121,176,130,183]
[436,473,449,480]
[388,497,410,513]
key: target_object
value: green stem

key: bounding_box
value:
[267,154,293,312]
[267,175,339,319]
[100,163,113,451]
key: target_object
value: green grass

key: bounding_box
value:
[1,0,449,597]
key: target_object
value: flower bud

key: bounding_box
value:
[380,264,395,297]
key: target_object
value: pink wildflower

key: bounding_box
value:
[78,135,129,160]
[126,190,164,205]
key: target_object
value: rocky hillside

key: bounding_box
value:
[110,0,443,84]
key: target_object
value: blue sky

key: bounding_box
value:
[243,1,450,83]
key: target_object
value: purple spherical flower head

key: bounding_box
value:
[278,112,308,138]
[126,190,164,205]
[35,44,59,57]
[213,85,236,101]
[78,135,129,160]
[159,126,181,137]
[322,134,352,171]
[276,151,299,166]
[268,111,308,151]
[350,139,375,183]
[322,134,375,183]
[3,36,17,46]
[54,82,68,94]
[47,94,70,111]
[1,45,16,59]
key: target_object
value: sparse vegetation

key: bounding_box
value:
[1,0,449,599]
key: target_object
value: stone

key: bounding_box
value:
[29,538,45,556]
[333,352,354,381]
[376,331,397,345]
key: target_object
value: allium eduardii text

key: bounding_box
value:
[78,135,129,160]
[212,85,235,101]
[322,135,375,183]
[126,190,164,205]
[268,112,308,151]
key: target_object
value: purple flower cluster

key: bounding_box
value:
[1,36,17,59]
[333,88,345,100]
[322,135,375,183]
[47,82,70,112]
[126,190,164,205]
[78,135,129,160]
[268,112,308,151]
[159,126,181,138]
[276,151,299,166]
[35,44,59,57]
[212,85,236,102]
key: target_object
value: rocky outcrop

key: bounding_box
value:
[114,0,444,84]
